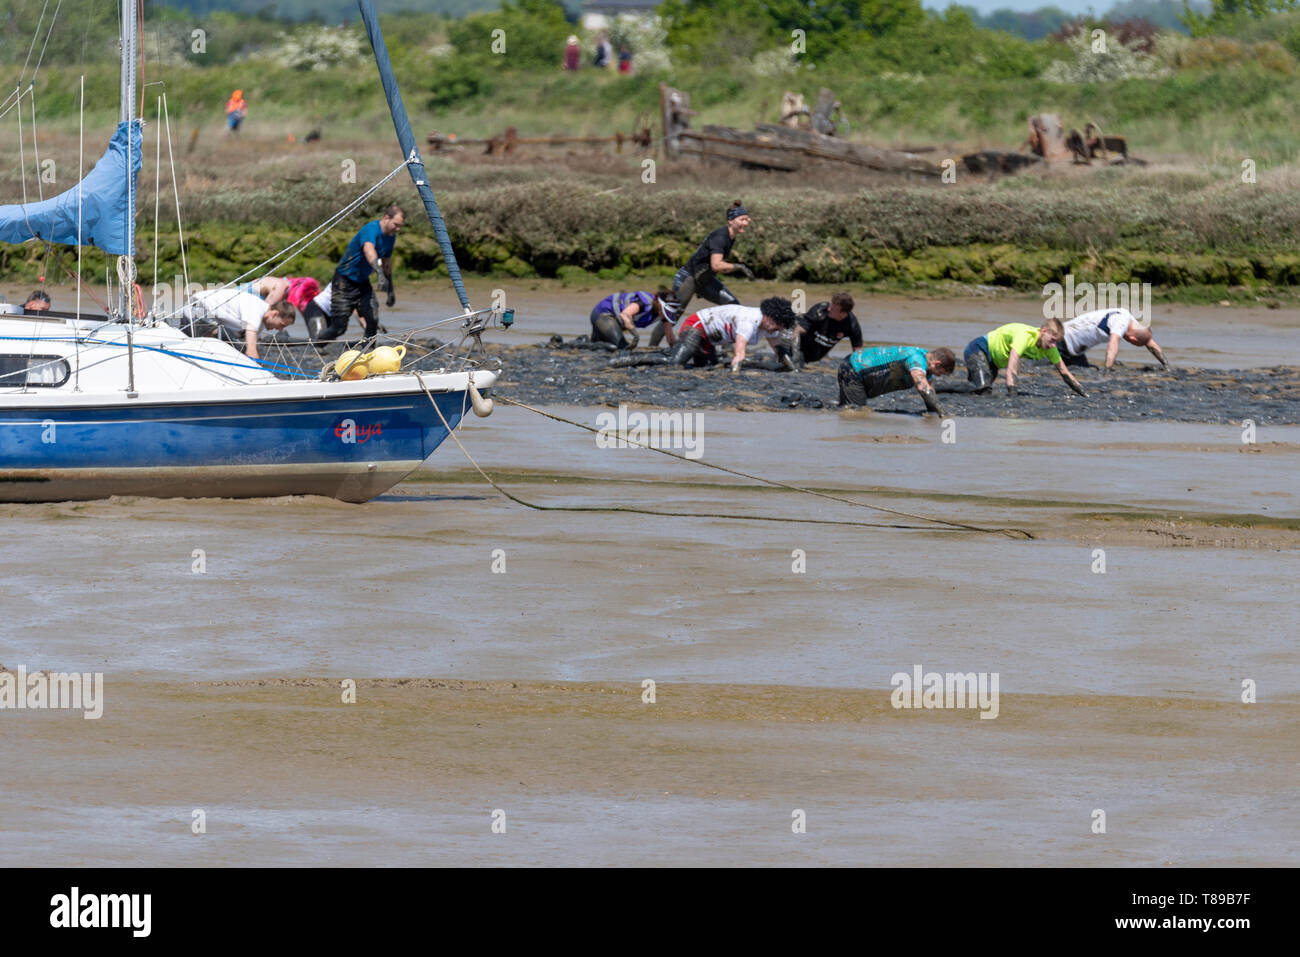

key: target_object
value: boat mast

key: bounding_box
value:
[356,0,471,312]
[120,0,138,392]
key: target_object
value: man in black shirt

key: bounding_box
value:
[787,292,862,367]
[671,201,754,314]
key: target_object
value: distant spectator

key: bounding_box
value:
[618,44,632,74]
[594,32,613,69]
[564,35,581,71]
[23,290,51,313]
[225,89,247,133]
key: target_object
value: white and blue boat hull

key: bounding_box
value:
[0,317,495,503]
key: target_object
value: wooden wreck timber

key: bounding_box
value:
[660,84,939,178]
[676,123,941,177]
[427,126,653,154]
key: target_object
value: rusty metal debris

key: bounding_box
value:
[427,124,653,155]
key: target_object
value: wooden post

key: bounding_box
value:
[660,83,694,160]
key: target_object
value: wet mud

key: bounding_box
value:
[279,336,1300,425]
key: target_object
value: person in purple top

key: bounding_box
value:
[589,289,679,350]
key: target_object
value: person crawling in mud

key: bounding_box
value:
[183,289,296,362]
[781,292,863,368]
[609,297,798,372]
[589,289,680,350]
[964,319,1088,397]
[1059,308,1168,371]
[838,345,956,414]
[671,200,754,313]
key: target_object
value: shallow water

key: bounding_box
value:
[3,409,1296,694]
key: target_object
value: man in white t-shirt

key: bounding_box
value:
[184,289,295,361]
[609,297,798,371]
[1060,308,1167,371]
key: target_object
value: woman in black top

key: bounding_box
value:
[671,200,755,314]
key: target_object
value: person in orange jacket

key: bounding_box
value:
[225,90,247,133]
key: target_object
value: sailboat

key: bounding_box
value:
[0,0,503,504]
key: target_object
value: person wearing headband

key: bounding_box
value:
[670,200,754,314]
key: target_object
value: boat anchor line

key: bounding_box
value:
[412,375,1031,538]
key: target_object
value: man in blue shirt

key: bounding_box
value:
[320,204,405,341]
[838,345,956,414]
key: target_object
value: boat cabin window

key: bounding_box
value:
[0,355,71,388]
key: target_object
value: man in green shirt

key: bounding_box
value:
[963,319,1088,397]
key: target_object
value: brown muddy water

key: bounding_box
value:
[2,408,1297,866]
[1,285,1297,865]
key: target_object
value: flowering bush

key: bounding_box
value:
[1043,27,1167,83]
[750,47,799,78]
[604,16,673,74]
[277,26,364,72]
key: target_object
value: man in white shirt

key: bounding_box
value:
[610,297,798,370]
[184,289,295,361]
[1060,308,1167,371]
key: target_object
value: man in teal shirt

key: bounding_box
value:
[320,204,405,342]
[838,345,956,414]
[964,319,1088,397]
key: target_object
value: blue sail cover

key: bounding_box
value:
[0,119,142,255]
[357,0,471,310]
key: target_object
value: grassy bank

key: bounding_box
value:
[3,135,1298,302]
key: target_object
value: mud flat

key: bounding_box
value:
[279,335,1300,425]
[256,284,1300,424]
[481,342,1300,425]
[2,675,1294,867]
[1,408,1296,866]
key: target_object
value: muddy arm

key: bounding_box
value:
[1005,350,1020,390]
[731,337,747,371]
[1057,361,1088,396]
[1105,333,1122,370]
[911,368,946,415]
